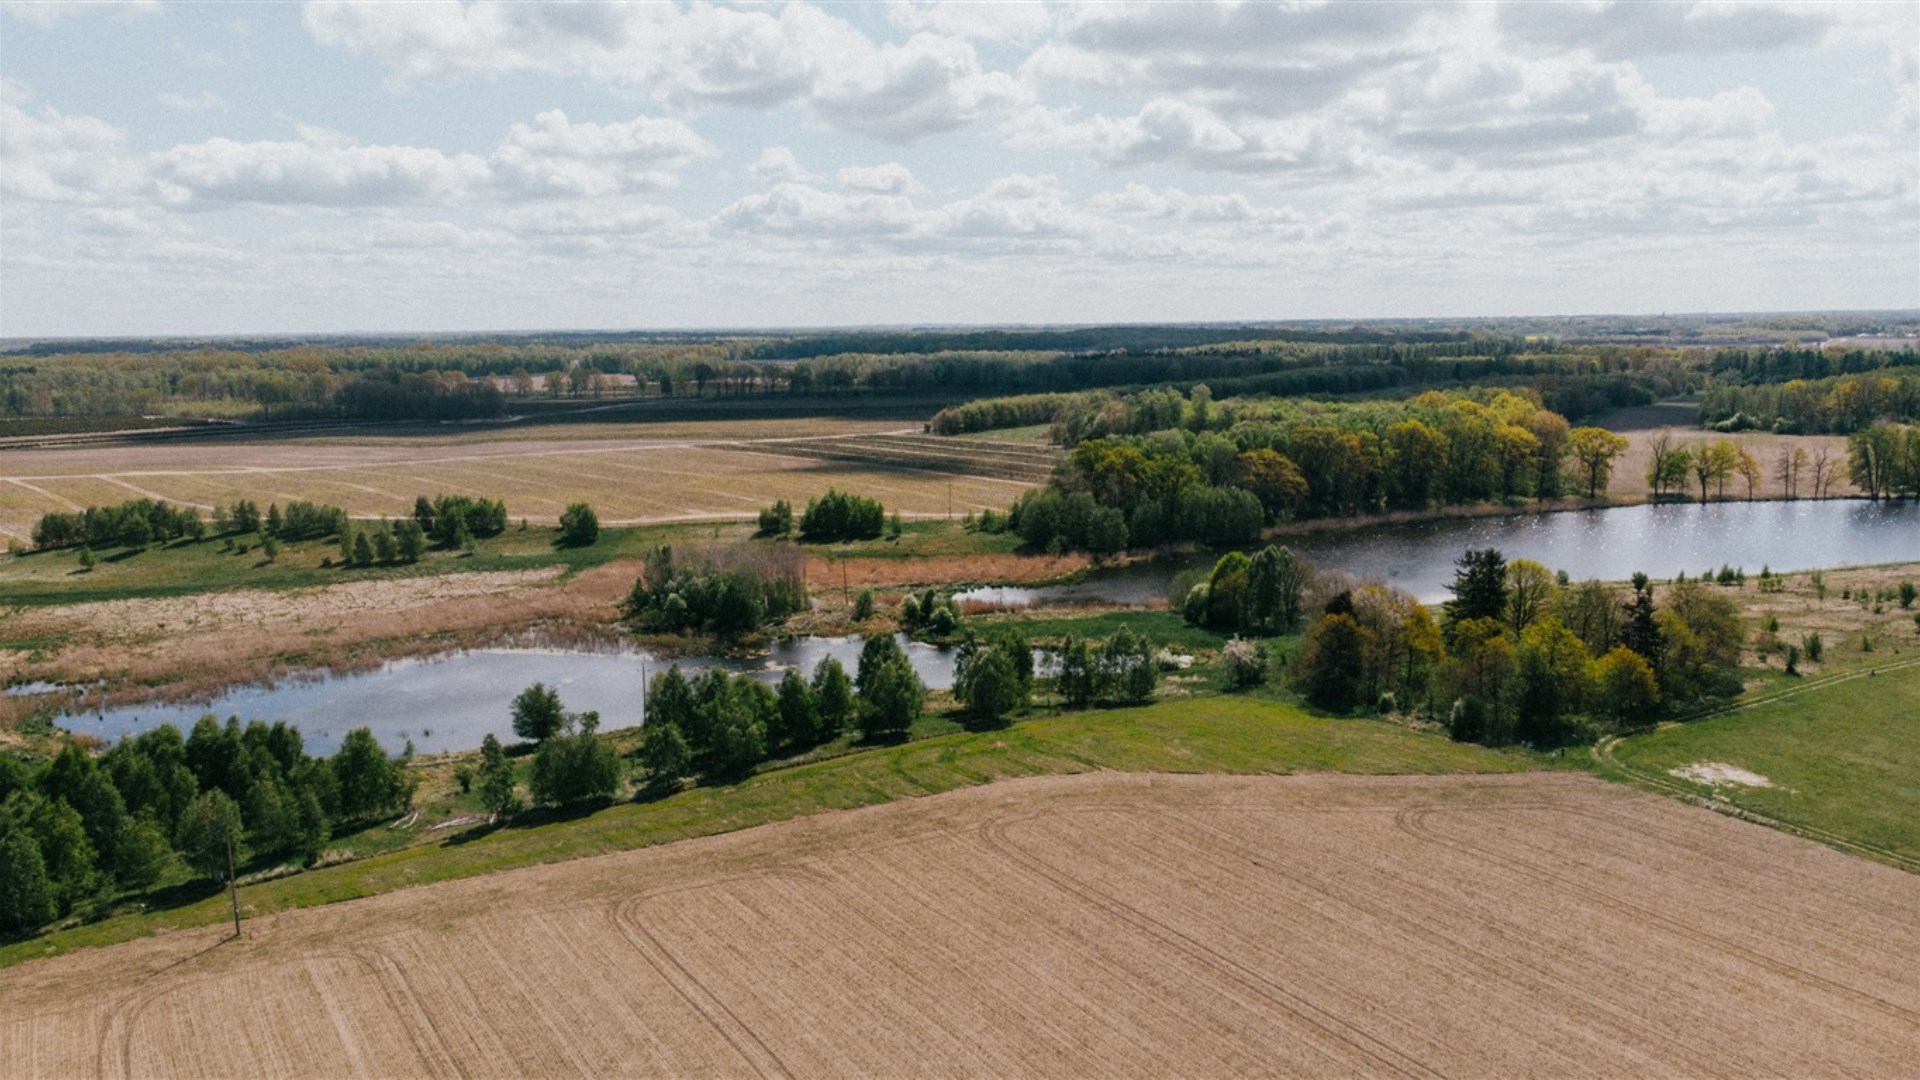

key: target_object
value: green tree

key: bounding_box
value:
[1513,619,1594,744]
[112,812,173,890]
[1444,548,1508,634]
[394,519,427,563]
[0,829,56,935]
[77,546,95,571]
[773,668,819,750]
[174,789,244,881]
[955,641,1020,728]
[1247,544,1311,632]
[637,720,690,790]
[1056,633,1096,708]
[1592,646,1661,726]
[529,713,622,807]
[705,679,771,778]
[511,682,566,743]
[1566,427,1630,498]
[558,502,600,546]
[373,529,396,564]
[1298,613,1371,711]
[810,657,853,738]
[332,728,408,823]
[1099,627,1157,704]
[1504,559,1561,634]
[855,636,924,742]
[476,733,517,816]
[351,530,375,567]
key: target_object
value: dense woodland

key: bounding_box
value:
[4,324,1913,430]
[0,718,410,934]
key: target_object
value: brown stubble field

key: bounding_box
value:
[0,421,1058,541]
[4,771,1914,1078]
[1609,428,1854,501]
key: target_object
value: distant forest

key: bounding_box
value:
[1,317,1914,430]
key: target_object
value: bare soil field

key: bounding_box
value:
[4,771,1914,1078]
[0,421,1053,541]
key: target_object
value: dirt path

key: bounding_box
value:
[3,772,1914,1078]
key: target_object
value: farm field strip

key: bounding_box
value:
[0,429,1048,535]
[3,772,1913,1079]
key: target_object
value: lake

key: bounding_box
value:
[56,636,958,757]
[50,499,1915,756]
[957,499,1920,608]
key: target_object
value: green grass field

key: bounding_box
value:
[1605,660,1920,866]
[0,694,1539,967]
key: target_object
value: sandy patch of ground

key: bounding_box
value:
[3,771,1915,1078]
[1671,762,1775,788]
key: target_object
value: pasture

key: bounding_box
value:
[1605,660,1920,866]
[0,420,1058,542]
[4,771,1915,1077]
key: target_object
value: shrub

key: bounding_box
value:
[558,502,600,547]
[799,489,884,542]
[1221,637,1268,689]
[756,499,793,537]
[529,713,622,807]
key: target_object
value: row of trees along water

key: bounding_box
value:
[8,329,1909,424]
[997,388,1640,555]
[0,718,410,936]
[1185,542,1752,747]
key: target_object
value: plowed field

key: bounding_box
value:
[0,425,1054,540]
[4,772,1916,1078]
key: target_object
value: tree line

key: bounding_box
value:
[1701,371,1920,434]
[1289,547,1746,747]
[1003,387,1632,555]
[0,717,411,937]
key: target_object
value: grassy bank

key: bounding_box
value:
[1600,659,1920,868]
[0,694,1540,967]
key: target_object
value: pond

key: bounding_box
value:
[956,499,1920,608]
[55,636,959,757]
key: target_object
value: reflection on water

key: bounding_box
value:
[50,500,1917,755]
[959,499,1920,608]
[59,636,955,757]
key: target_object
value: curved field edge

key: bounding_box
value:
[1593,659,1920,871]
[0,696,1540,968]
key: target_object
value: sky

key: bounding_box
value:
[1,0,1916,338]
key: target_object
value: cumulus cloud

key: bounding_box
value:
[0,83,146,203]
[156,127,491,208]
[750,146,818,184]
[303,1,1023,141]
[837,162,920,194]
[490,110,714,196]
[886,0,1052,43]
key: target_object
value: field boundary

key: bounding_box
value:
[1592,654,1920,873]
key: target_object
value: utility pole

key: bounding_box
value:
[226,833,241,939]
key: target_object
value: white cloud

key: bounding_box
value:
[886,0,1053,43]
[0,83,146,204]
[490,109,714,196]
[0,0,159,27]
[303,1,1023,141]
[156,128,491,208]
[837,162,921,194]
[750,147,816,184]
[157,90,228,111]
